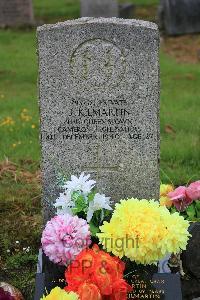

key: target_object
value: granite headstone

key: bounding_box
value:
[0,0,34,27]
[159,0,200,35]
[81,0,118,17]
[119,3,135,19]
[181,222,200,299]
[37,18,160,222]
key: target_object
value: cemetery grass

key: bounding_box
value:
[33,0,158,23]
[0,33,200,299]
[0,30,199,185]
[0,2,200,297]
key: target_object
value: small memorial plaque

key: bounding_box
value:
[128,273,182,300]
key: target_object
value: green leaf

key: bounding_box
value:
[71,192,87,214]
[56,172,68,187]
[181,213,188,219]
[71,191,81,202]
[195,200,200,210]
[89,222,100,237]
[87,190,96,202]
[186,203,196,218]
[195,200,200,218]
[170,207,177,214]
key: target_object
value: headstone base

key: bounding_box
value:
[34,252,182,299]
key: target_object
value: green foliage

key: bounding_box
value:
[6,252,37,269]
[56,171,69,187]
[1,252,37,300]
[170,200,200,222]
[72,192,88,214]
[186,203,196,219]
[33,0,158,24]
[195,201,200,218]
[88,190,97,202]
[89,222,100,237]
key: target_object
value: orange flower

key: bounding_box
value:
[78,283,102,300]
[111,279,133,300]
[65,245,132,300]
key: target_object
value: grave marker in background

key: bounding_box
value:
[37,18,160,222]
[81,0,118,17]
[0,0,34,27]
[159,0,200,35]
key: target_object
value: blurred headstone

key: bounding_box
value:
[159,0,200,35]
[119,3,135,19]
[0,0,34,27]
[182,223,200,279]
[81,0,118,17]
[181,222,200,299]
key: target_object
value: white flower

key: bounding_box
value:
[26,247,30,253]
[54,192,75,215]
[6,249,10,253]
[63,172,96,195]
[15,241,20,244]
[87,193,112,222]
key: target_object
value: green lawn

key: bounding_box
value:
[0,28,199,185]
[33,0,159,23]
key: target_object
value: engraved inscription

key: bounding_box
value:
[128,275,165,299]
[41,97,154,142]
[70,39,126,88]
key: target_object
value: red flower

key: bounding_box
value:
[77,282,102,300]
[111,279,133,300]
[65,245,133,300]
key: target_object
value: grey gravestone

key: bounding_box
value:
[119,3,135,19]
[159,0,200,35]
[34,270,182,299]
[81,0,118,17]
[37,18,160,222]
[182,223,200,279]
[0,0,34,27]
[181,223,200,300]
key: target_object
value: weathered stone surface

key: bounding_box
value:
[0,0,34,27]
[159,0,200,35]
[37,18,160,222]
[81,0,118,17]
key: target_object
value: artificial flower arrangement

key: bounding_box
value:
[41,173,191,300]
[160,181,200,221]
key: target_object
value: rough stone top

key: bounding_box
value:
[37,17,158,33]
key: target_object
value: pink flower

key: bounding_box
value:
[186,181,200,201]
[168,186,193,211]
[41,214,91,266]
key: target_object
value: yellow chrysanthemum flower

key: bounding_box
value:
[160,196,172,208]
[160,184,174,208]
[41,287,79,300]
[160,184,174,197]
[97,199,190,265]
